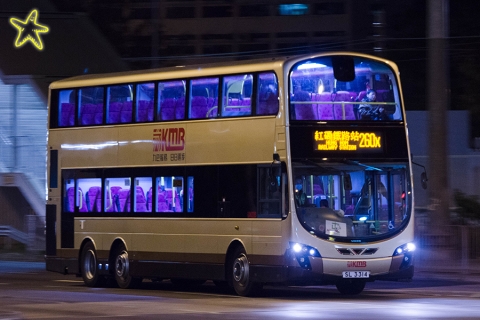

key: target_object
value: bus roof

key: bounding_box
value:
[49,57,288,90]
[49,52,397,90]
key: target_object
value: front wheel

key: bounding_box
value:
[230,246,262,296]
[113,245,141,289]
[80,242,104,287]
[335,279,366,295]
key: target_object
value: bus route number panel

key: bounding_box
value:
[313,130,383,153]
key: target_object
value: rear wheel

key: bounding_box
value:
[230,246,262,296]
[113,244,141,289]
[335,279,366,295]
[80,242,104,287]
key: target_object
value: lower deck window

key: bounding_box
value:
[61,164,285,218]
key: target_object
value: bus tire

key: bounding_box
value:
[230,246,262,296]
[113,245,141,289]
[80,242,104,287]
[335,279,366,295]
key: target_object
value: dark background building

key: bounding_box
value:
[1,0,480,250]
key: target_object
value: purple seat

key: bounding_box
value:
[117,189,131,212]
[174,196,182,212]
[206,97,218,118]
[67,187,87,212]
[137,100,153,122]
[78,188,88,212]
[120,101,132,123]
[160,98,176,120]
[135,186,147,212]
[190,96,208,119]
[257,90,279,115]
[165,189,182,212]
[86,186,102,212]
[135,193,147,212]
[207,97,216,108]
[147,101,154,121]
[157,192,171,212]
[207,106,218,118]
[105,186,122,212]
[224,97,252,116]
[241,98,251,106]
[333,91,356,120]
[334,103,356,120]
[318,105,335,120]
[108,102,123,124]
[146,187,153,211]
[293,91,317,120]
[175,99,185,120]
[80,103,97,125]
[60,103,75,127]
[227,98,241,106]
[94,103,103,124]
[315,93,334,120]
[313,184,324,196]
[66,187,75,212]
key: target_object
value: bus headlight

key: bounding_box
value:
[393,242,416,256]
[393,242,415,269]
[289,242,321,270]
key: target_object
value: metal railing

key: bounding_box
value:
[415,222,480,273]
[0,221,45,252]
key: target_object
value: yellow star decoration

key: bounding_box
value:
[9,9,49,50]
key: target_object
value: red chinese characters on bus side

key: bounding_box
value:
[153,127,185,152]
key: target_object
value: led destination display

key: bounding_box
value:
[313,130,383,152]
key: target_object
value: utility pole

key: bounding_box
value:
[427,0,450,226]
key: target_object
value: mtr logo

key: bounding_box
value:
[153,128,185,152]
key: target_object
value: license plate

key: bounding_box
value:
[342,271,370,278]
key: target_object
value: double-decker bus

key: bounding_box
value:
[46,52,415,296]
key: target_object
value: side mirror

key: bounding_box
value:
[421,172,428,190]
[412,159,428,190]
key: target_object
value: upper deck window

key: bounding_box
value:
[189,77,219,119]
[79,87,104,126]
[58,89,75,127]
[158,80,186,121]
[222,74,253,117]
[106,85,132,124]
[289,56,403,122]
[257,72,279,116]
[51,71,280,129]
[136,83,154,122]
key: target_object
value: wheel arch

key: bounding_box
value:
[224,239,246,281]
[78,237,97,274]
[108,238,128,275]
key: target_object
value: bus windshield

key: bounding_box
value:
[293,161,411,242]
[289,56,402,121]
